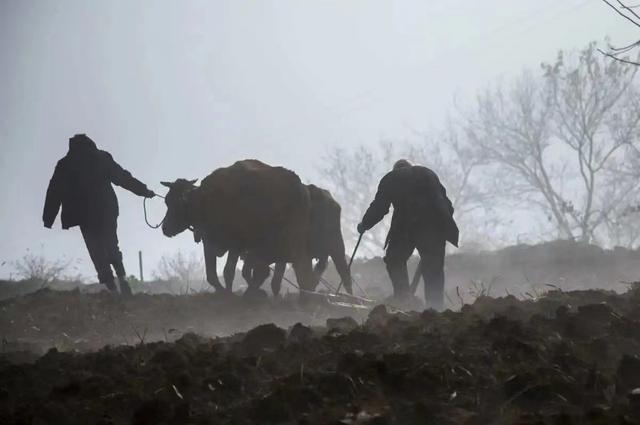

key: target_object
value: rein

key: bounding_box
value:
[143,194,166,229]
[143,190,196,233]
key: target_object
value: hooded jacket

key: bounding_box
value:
[43,135,150,229]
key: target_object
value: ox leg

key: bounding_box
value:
[332,252,353,295]
[240,254,267,290]
[271,262,285,297]
[240,253,269,290]
[224,250,240,292]
[203,238,225,292]
[241,258,253,287]
[242,258,270,299]
[250,262,270,290]
[292,258,314,295]
[312,256,328,291]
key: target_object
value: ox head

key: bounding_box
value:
[160,178,198,237]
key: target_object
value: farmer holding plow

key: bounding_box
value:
[357,159,458,311]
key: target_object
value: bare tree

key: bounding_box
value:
[547,43,640,243]
[465,70,569,237]
[323,42,640,249]
[319,132,489,254]
[606,206,640,247]
[465,42,640,245]
[599,1,640,65]
[154,251,205,289]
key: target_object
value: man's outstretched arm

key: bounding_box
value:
[358,175,392,233]
[104,152,154,198]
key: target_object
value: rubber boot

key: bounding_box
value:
[385,262,411,300]
[119,277,133,297]
[103,279,118,293]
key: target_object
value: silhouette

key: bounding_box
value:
[357,159,458,310]
[224,183,352,296]
[43,134,155,294]
[160,159,315,294]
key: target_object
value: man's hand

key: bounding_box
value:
[143,189,156,198]
[357,222,366,234]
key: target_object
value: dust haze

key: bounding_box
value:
[0,0,634,277]
[3,1,640,424]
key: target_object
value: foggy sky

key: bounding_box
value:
[0,0,634,280]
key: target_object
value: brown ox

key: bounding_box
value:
[160,159,314,293]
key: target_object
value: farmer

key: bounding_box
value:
[357,159,458,310]
[42,134,155,295]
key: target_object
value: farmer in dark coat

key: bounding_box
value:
[357,159,458,310]
[43,134,155,294]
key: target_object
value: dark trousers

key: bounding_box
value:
[384,228,446,310]
[80,216,125,284]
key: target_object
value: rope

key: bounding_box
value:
[143,195,166,229]
[141,192,196,235]
[268,265,300,290]
[318,275,336,292]
[350,276,370,299]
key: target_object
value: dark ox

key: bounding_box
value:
[226,184,353,295]
[160,159,315,293]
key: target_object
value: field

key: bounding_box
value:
[2,242,640,424]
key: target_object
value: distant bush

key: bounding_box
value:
[12,251,77,287]
[154,251,205,292]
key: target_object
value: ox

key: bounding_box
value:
[160,159,315,293]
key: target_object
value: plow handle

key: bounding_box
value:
[335,232,364,295]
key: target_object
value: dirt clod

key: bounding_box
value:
[326,317,359,334]
[242,323,286,353]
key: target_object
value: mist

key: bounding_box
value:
[6,3,640,424]
[0,0,633,280]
